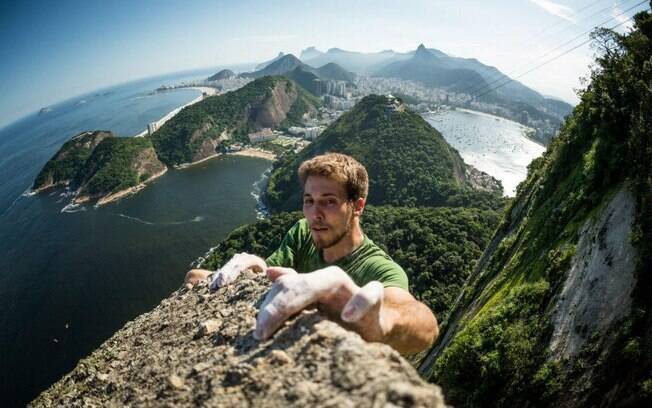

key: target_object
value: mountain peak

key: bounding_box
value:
[300,46,324,61]
[277,53,300,62]
[415,43,429,56]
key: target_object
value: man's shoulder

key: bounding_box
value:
[350,238,409,290]
[356,238,404,271]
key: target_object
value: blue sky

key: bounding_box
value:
[0,0,648,128]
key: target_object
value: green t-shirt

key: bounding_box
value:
[266,219,409,291]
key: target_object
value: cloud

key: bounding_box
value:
[529,0,576,23]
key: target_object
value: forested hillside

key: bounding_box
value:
[420,10,652,407]
[264,95,505,213]
[151,76,320,166]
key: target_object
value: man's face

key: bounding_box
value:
[303,175,358,249]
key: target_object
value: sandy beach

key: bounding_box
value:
[83,167,168,207]
[228,148,276,161]
[175,153,223,169]
[134,87,219,137]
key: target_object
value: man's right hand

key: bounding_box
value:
[209,253,267,290]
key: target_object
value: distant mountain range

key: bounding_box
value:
[235,54,357,97]
[302,44,571,109]
[206,44,573,144]
[296,44,573,144]
[299,47,413,74]
[255,52,286,70]
[242,54,355,82]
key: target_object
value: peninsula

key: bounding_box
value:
[31,76,321,206]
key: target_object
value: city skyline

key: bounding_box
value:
[1,0,648,129]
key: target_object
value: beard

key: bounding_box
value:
[310,206,354,249]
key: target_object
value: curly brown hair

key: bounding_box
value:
[298,153,369,200]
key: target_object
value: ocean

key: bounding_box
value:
[424,109,546,196]
[0,68,270,406]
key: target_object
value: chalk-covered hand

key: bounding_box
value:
[254,266,391,342]
[209,253,267,291]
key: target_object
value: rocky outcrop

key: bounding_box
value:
[465,165,503,193]
[31,271,445,407]
[32,130,113,192]
[189,122,220,163]
[151,76,319,167]
[33,133,167,206]
[549,186,637,360]
[250,81,297,130]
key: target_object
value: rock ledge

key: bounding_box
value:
[31,271,445,407]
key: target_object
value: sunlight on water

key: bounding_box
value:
[424,109,546,196]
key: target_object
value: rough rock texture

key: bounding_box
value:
[132,147,168,181]
[549,186,637,360]
[465,165,503,194]
[31,271,445,407]
[250,81,296,130]
[190,122,220,162]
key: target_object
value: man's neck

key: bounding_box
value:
[322,224,365,263]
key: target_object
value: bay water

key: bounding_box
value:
[0,68,269,406]
[424,108,546,195]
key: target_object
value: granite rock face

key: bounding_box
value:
[31,270,445,407]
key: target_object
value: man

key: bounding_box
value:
[185,153,438,354]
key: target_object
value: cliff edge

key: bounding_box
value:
[31,270,445,407]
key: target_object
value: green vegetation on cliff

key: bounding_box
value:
[151,76,279,165]
[33,131,113,190]
[265,95,504,213]
[201,205,501,324]
[426,10,652,407]
[151,76,320,166]
[32,131,164,201]
[75,137,162,197]
[281,79,322,127]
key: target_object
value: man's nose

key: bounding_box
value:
[305,204,324,221]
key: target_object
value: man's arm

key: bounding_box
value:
[375,287,439,354]
[257,266,439,354]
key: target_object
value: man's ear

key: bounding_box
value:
[353,197,365,215]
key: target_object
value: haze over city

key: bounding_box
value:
[0,0,647,128]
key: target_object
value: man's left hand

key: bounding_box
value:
[254,266,393,342]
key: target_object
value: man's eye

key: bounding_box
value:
[327,199,337,205]
[303,199,313,205]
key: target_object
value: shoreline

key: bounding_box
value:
[133,87,219,138]
[95,167,168,206]
[174,146,277,170]
[450,107,544,148]
[70,167,169,208]
[175,152,223,169]
[228,148,276,161]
